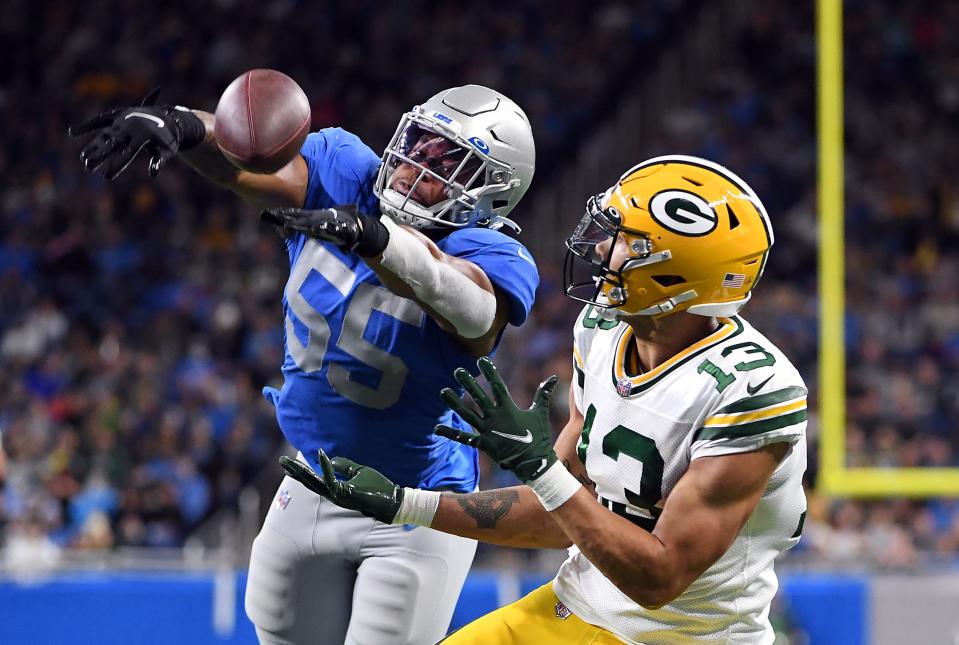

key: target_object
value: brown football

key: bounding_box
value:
[214,69,311,174]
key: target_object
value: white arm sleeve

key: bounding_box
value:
[378,217,498,339]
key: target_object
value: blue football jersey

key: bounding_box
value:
[263,128,539,492]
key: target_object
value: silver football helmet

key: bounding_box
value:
[373,85,535,231]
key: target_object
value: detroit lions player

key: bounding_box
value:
[70,85,538,644]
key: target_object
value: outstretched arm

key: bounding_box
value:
[70,99,307,208]
[178,111,307,208]
[429,386,590,548]
[278,381,590,549]
[185,117,510,351]
[432,487,560,548]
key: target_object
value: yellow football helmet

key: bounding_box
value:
[564,155,774,317]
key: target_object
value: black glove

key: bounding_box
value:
[261,206,390,257]
[68,89,206,179]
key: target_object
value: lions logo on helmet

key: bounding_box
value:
[373,85,536,232]
[564,155,774,317]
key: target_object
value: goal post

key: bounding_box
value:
[816,0,959,498]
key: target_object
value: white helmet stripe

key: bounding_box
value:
[617,154,774,246]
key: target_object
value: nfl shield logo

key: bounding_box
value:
[555,601,572,620]
[616,378,633,398]
[276,489,291,510]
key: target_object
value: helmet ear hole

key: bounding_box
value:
[727,204,741,230]
[651,275,687,287]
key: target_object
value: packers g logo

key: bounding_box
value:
[648,190,717,237]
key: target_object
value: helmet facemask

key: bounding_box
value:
[565,155,775,319]
[564,194,680,317]
[374,109,516,230]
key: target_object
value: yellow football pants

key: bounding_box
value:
[439,582,625,644]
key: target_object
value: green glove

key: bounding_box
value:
[436,357,558,483]
[278,450,403,524]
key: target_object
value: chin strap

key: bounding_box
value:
[465,207,521,235]
[624,290,699,317]
[619,250,672,271]
[598,305,620,322]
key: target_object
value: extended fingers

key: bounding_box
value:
[68,108,122,137]
[278,455,302,479]
[81,134,126,171]
[440,388,483,427]
[318,448,339,490]
[531,375,559,410]
[454,367,493,411]
[330,457,362,479]
[260,209,289,228]
[149,146,177,177]
[140,87,161,106]
[103,141,150,180]
[260,208,314,233]
[476,357,510,406]
[435,424,482,448]
[278,455,328,496]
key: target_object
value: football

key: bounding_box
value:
[214,69,311,174]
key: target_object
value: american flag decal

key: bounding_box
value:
[722,273,745,289]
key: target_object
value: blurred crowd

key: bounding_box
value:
[0,0,688,563]
[3,0,959,575]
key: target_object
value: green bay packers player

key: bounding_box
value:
[280,156,807,644]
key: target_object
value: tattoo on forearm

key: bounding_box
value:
[451,490,520,529]
[563,459,596,491]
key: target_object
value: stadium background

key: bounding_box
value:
[2,0,958,642]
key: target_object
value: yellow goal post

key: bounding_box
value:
[816,0,959,497]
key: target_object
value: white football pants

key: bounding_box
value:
[245,459,478,645]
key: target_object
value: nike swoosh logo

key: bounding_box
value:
[516,247,536,266]
[746,375,774,395]
[490,429,534,444]
[125,112,165,128]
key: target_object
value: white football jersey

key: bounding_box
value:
[553,306,807,645]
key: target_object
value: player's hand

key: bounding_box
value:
[262,206,363,247]
[436,357,559,484]
[278,450,403,524]
[69,89,203,179]
[261,206,391,257]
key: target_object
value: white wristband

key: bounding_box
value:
[529,461,583,511]
[392,488,441,527]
